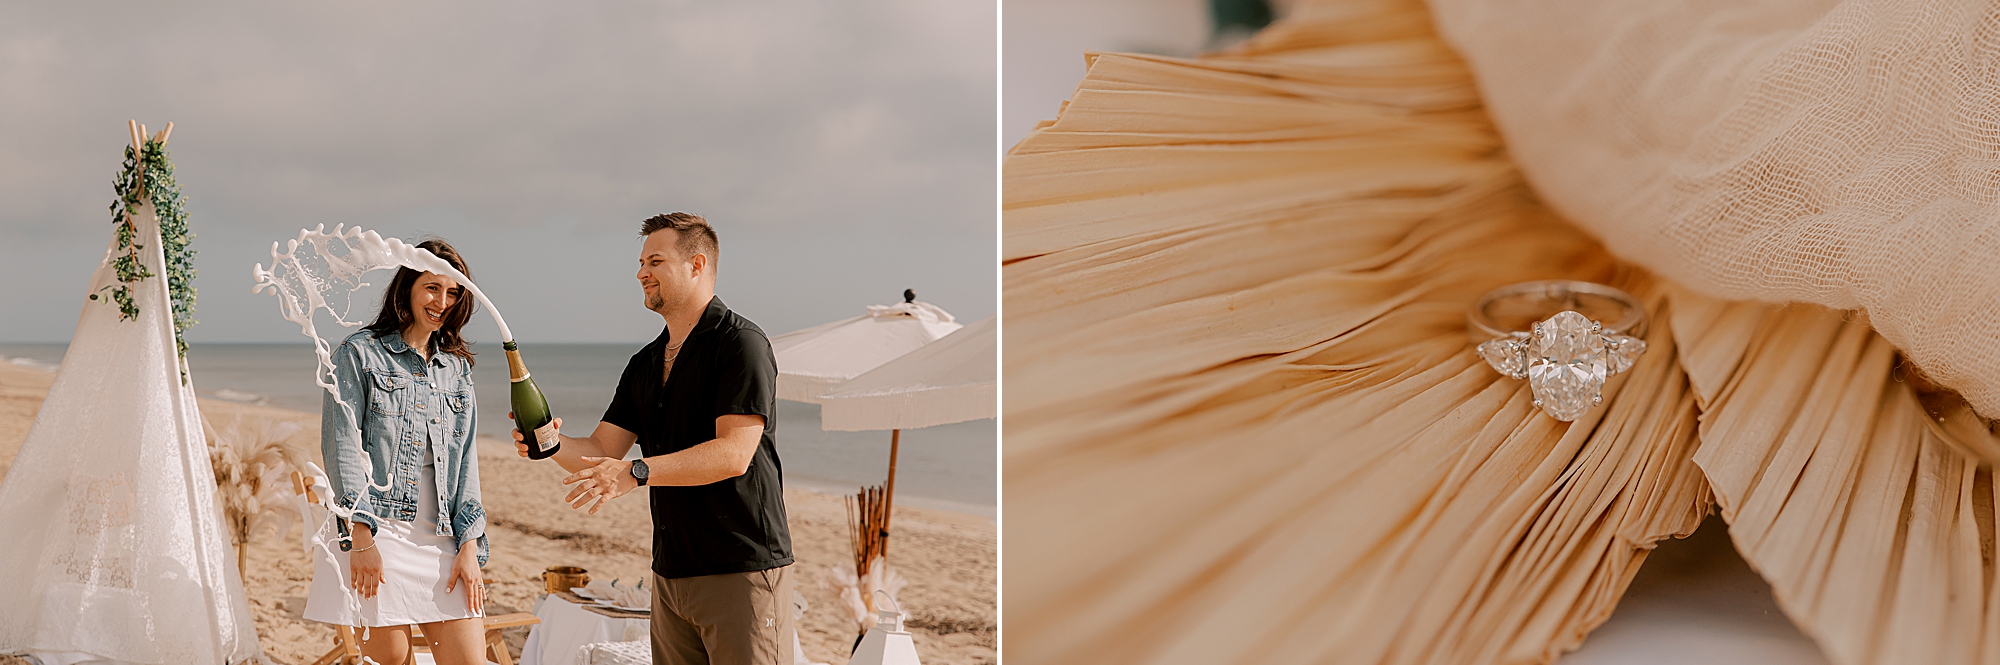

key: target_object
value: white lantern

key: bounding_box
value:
[849,591,922,665]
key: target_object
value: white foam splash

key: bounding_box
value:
[253,223,512,341]
[252,224,513,492]
[252,224,511,616]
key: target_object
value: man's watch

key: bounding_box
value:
[629,459,650,486]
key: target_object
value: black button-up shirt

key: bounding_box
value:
[603,296,793,579]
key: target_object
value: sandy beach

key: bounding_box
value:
[0,361,995,665]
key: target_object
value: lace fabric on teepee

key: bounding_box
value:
[0,201,258,664]
[1420,0,2000,418]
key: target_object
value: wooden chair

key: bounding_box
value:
[296,472,540,665]
[308,616,539,665]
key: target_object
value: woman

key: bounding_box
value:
[303,238,490,665]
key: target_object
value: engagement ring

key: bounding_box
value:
[1469,280,1649,422]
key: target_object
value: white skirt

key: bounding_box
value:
[303,461,480,627]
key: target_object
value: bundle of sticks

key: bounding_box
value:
[845,483,891,580]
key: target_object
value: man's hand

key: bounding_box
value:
[562,456,640,514]
[509,411,562,458]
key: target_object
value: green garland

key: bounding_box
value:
[92,138,198,377]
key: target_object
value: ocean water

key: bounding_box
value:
[0,342,995,514]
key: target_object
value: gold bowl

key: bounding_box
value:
[543,566,589,594]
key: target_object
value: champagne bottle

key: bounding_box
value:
[506,341,561,460]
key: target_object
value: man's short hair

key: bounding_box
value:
[639,212,719,264]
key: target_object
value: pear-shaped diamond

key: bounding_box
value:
[1477,333,1530,379]
[1527,311,1607,422]
[1604,334,1647,375]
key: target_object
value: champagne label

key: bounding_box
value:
[533,421,560,452]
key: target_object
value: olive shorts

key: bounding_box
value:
[650,566,794,665]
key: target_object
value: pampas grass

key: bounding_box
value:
[205,414,307,579]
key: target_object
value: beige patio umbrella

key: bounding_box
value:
[769,293,965,625]
[1004,0,2000,663]
[817,315,995,630]
[819,314,996,432]
[771,291,961,403]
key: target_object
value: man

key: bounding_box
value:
[514,212,793,665]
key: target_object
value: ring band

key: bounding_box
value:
[1468,280,1647,343]
[1469,280,1649,422]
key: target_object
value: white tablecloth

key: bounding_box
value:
[520,593,831,665]
[520,594,649,665]
[577,640,653,665]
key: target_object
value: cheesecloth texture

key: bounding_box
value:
[1420,0,2000,418]
[0,201,259,664]
[1004,0,2000,663]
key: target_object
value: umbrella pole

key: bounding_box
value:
[882,428,900,558]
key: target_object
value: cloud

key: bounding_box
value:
[0,0,996,343]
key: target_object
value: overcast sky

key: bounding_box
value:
[1003,0,1207,150]
[0,1,996,344]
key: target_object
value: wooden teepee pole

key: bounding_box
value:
[124,120,174,199]
[128,121,146,198]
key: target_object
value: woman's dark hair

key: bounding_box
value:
[365,238,477,366]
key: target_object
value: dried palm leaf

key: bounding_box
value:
[1003,0,2000,663]
[1667,287,2000,664]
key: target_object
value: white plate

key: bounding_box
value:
[569,587,598,599]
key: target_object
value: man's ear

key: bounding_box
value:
[689,251,711,280]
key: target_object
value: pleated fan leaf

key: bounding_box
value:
[1004,0,2000,663]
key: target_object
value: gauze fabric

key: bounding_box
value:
[1421,0,2000,418]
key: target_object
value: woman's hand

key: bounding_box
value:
[445,544,485,615]
[349,528,383,598]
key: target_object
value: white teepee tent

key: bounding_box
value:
[0,123,259,664]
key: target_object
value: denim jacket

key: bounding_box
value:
[321,328,488,565]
